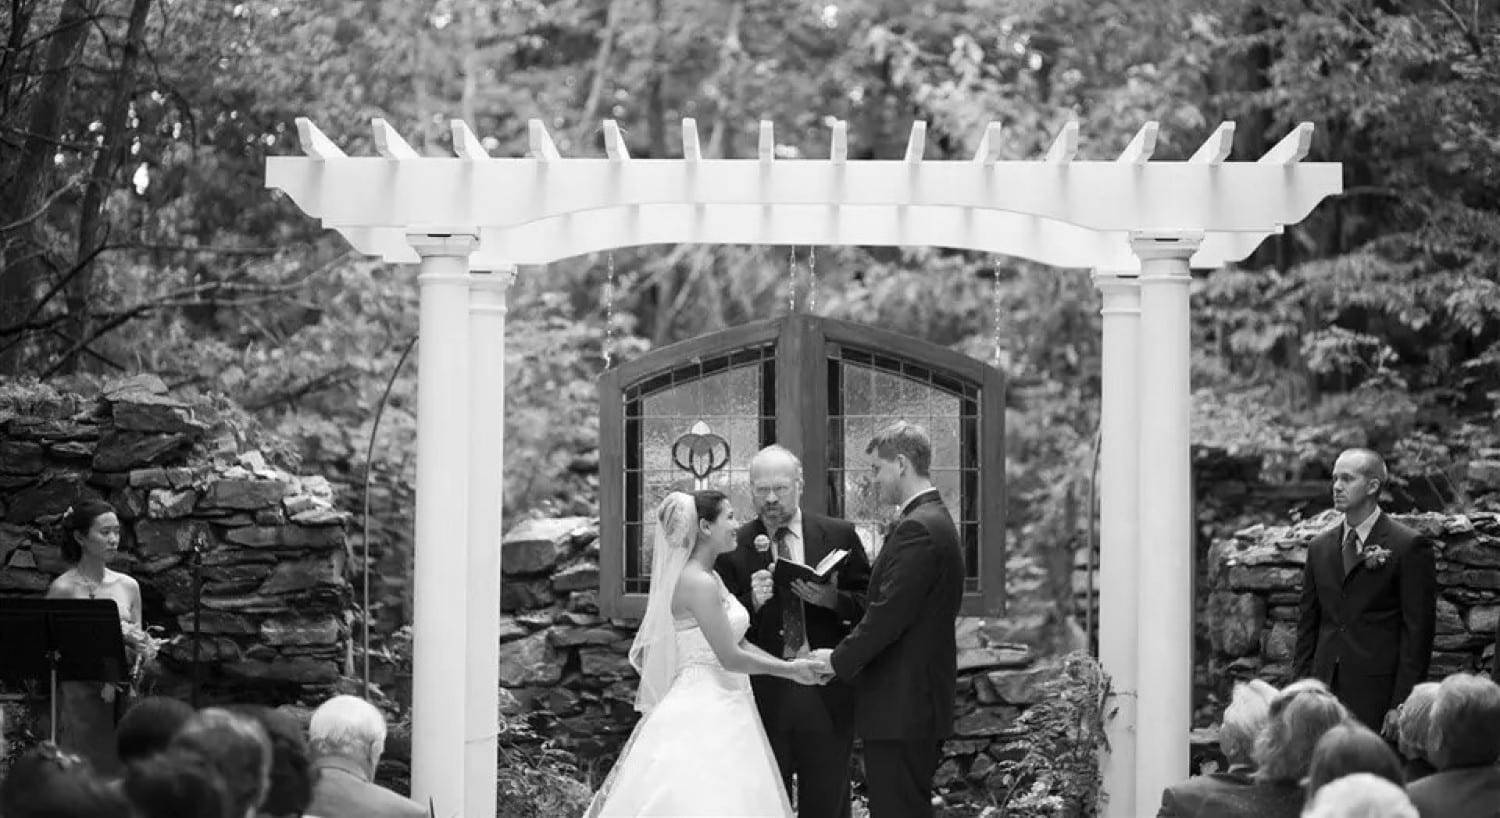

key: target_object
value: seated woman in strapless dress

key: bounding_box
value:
[44,500,143,775]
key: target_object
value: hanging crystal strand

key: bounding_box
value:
[807,245,817,313]
[603,251,617,369]
[787,245,798,313]
[991,258,1005,368]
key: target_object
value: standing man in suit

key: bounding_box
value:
[715,444,871,818]
[1295,447,1437,734]
[809,421,964,818]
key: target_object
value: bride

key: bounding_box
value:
[587,489,826,817]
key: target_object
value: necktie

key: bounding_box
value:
[1341,528,1361,575]
[774,527,807,658]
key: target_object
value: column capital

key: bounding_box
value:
[407,231,480,258]
[469,266,517,292]
[1092,270,1141,315]
[1128,230,1204,264]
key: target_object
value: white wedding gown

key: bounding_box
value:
[586,575,792,817]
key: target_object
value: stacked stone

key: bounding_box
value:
[495,516,1061,802]
[0,377,350,701]
[1203,510,1500,688]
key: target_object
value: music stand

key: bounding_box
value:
[0,598,127,743]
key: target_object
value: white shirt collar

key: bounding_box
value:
[1343,506,1382,545]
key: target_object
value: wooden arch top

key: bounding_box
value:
[265,117,1342,271]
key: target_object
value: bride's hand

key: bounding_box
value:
[786,659,824,686]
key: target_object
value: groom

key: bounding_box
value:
[810,421,963,818]
[716,445,871,818]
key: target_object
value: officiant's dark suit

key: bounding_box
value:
[830,488,963,818]
[717,511,870,818]
[1295,449,1437,732]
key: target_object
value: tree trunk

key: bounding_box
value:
[0,0,98,375]
[572,0,622,149]
[0,0,38,116]
[643,0,667,158]
[62,0,153,375]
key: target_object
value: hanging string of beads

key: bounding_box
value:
[787,245,798,313]
[991,258,1005,369]
[807,245,817,314]
[603,251,618,369]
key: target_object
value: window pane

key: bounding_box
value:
[621,348,774,591]
[827,355,986,594]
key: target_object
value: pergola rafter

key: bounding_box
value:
[264,116,1342,818]
[268,117,1335,270]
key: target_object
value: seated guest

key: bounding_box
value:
[117,695,196,765]
[1305,722,1405,803]
[1394,682,1439,782]
[121,748,232,818]
[1304,773,1418,818]
[1238,682,1350,818]
[1157,679,1278,817]
[172,707,274,818]
[0,742,134,818]
[305,695,425,818]
[1405,673,1500,818]
[228,704,319,818]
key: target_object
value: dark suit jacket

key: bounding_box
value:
[1406,764,1500,818]
[1157,770,1303,818]
[829,490,964,741]
[306,756,427,818]
[1294,512,1437,712]
[715,511,870,733]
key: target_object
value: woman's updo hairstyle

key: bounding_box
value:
[57,500,117,563]
[693,489,728,526]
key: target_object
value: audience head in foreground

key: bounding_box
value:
[120,748,233,818]
[0,743,133,818]
[1393,682,1439,779]
[1305,722,1404,800]
[1220,679,1278,770]
[1302,773,1417,818]
[1252,682,1349,785]
[228,704,317,818]
[170,707,274,818]
[117,695,198,766]
[306,695,426,818]
[1425,671,1500,770]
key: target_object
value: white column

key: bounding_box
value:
[407,232,478,818]
[1131,231,1202,817]
[1092,270,1141,818]
[464,266,515,818]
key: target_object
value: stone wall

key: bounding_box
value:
[0,377,351,704]
[1202,510,1500,696]
[496,515,1075,804]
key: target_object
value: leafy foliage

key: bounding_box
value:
[990,652,1110,816]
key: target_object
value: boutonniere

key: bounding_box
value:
[753,533,772,554]
[1363,545,1392,569]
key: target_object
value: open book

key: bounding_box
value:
[772,549,850,587]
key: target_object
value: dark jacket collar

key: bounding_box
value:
[900,487,942,518]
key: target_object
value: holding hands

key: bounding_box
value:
[786,654,838,686]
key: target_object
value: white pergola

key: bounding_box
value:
[266,115,1340,818]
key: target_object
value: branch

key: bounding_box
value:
[0,179,80,233]
[244,365,358,412]
[121,242,281,257]
[572,0,623,148]
[1432,0,1485,58]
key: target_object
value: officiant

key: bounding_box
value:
[716,445,871,818]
